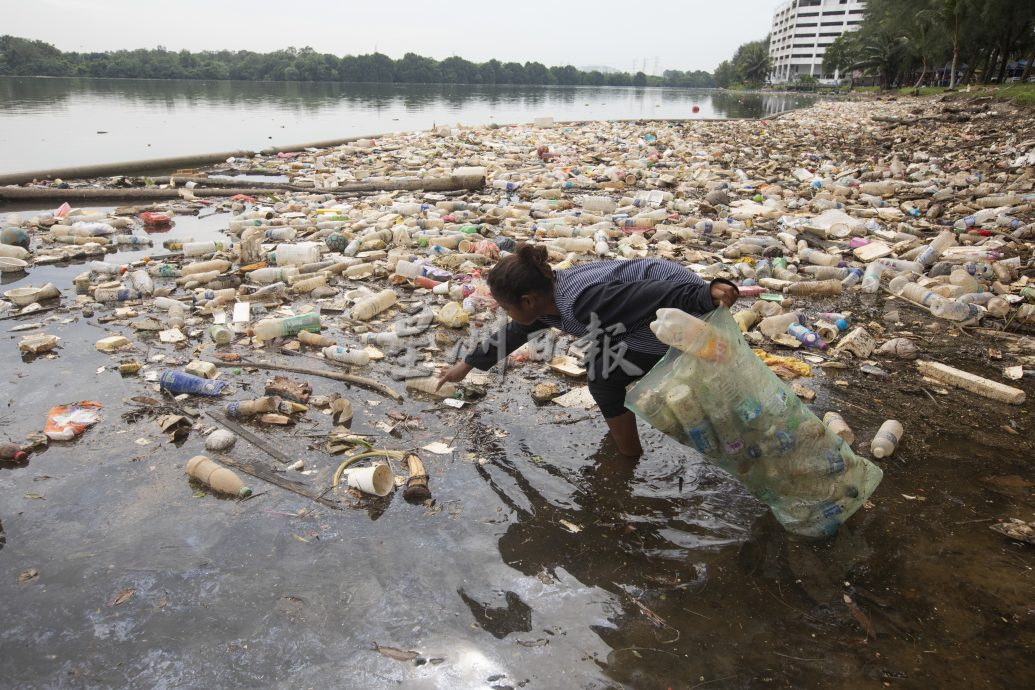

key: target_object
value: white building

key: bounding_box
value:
[769,0,866,83]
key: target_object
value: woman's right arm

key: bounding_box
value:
[437,318,547,389]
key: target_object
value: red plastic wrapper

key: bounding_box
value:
[140,212,173,227]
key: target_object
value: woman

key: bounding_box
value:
[437,244,739,457]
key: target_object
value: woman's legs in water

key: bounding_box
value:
[588,350,663,458]
[604,411,643,457]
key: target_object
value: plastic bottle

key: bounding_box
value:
[181,259,231,277]
[251,313,321,339]
[929,299,983,322]
[129,269,154,295]
[271,242,321,266]
[783,279,842,297]
[344,263,375,278]
[185,456,252,497]
[798,248,841,267]
[225,396,278,419]
[787,323,826,349]
[208,324,232,345]
[290,275,327,294]
[650,309,731,363]
[322,346,370,366]
[870,420,903,459]
[841,268,863,288]
[168,303,186,329]
[352,289,397,321]
[183,241,230,257]
[552,237,594,253]
[822,411,855,445]
[93,287,142,302]
[89,261,126,276]
[579,196,617,215]
[407,376,458,398]
[112,234,153,247]
[817,312,850,331]
[159,371,229,397]
[297,330,336,348]
[394,260,424,279]
[0,442,28,463]
[915,230,956,267]
[247,267,299,285]
[264,227,297,242]
[801,265,847,280]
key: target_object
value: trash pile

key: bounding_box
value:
[1,97,1033,533]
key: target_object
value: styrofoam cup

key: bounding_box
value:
[346,463,393,496]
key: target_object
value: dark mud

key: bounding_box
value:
[1,208,1033,689]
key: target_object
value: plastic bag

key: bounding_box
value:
[44,401,103,441]
[626,308,882,537]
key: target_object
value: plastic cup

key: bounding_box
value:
[346,464,393,496]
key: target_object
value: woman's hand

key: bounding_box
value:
[710,281,740,308]
[437,361,473,390]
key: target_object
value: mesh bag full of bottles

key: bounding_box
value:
[626,307,883,537]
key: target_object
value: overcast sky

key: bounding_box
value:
[3,0,779,73]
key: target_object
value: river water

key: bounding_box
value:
[0,77,820,175]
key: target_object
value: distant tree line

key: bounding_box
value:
[823,0,1035,89]
[0,36,715,88]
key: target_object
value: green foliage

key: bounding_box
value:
[732,38,773,86]
[856,0,1035,88]
[713,60,735,88]
[0,36,715,89]
[714,37,772,88]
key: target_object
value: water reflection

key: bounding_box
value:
[0,76,823,174]
[0,76,818,118]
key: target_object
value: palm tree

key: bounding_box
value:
[734,40,772,86]
[856,32,910,89]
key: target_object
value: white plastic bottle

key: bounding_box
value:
[552,237,594,253]
[930,299,983,322]
[183,241,230,257]
[579,196,617,215]
[798,247,841,267]
[322,346,371,366]
[870,420,903,459]
[822,411,855,445]
[650,309,730,363]
[129,269,154,295]
[181,259,231,277]
[271,242,321,266]
[915,230,956,267]
[351,289,397,321]
[247,267,299,285]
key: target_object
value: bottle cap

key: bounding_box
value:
[238,487,253,498]
[11,450,28,463]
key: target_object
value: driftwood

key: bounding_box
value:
[205,410,295,464]
[0,172,485,201]
[212,456,342,510]
[207,358,403,401]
